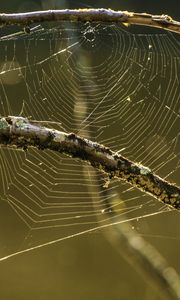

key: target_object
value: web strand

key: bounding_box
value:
[0,22,179,260]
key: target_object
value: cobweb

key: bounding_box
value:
[0,20,179,261]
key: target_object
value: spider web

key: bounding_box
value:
[0,21,179,261]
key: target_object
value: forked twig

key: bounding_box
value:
[0,9,179,34]
[0,116,179,210]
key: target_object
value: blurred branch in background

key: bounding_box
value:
[0,8,180,300]
[0,9,180,34]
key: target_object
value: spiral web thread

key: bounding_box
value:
[0,22,179,260]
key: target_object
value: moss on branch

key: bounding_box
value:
[0,116,179,210]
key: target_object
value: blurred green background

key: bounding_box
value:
[0,1,179,300]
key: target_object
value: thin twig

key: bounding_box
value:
[0,9,179,34]
[0,12,180,300]
[0,116,179,210]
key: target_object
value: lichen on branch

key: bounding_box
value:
[0,116,179,210]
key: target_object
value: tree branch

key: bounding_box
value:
[1,115,180,299]
[0,10,180,299]
[0,116,179,210]
[0,9,179,34]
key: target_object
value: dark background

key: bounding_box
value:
[0,1,179,300]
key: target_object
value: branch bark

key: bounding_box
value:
[0,116,179,210]
[0,9,179,34]
[1,115,180,299]
[0,11,180,299]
